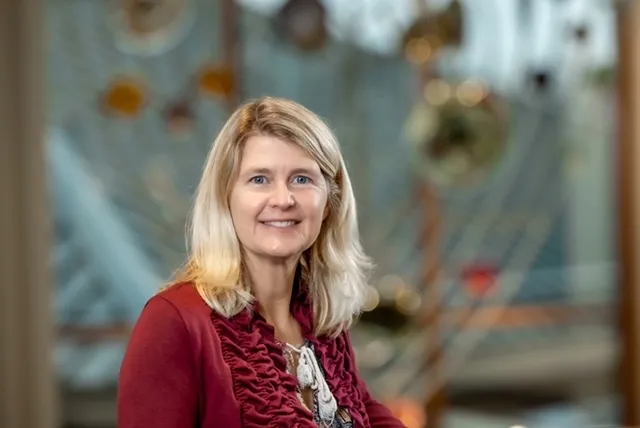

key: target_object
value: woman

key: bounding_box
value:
[118,97,406,427]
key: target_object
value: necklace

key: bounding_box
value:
[281,341,338,424]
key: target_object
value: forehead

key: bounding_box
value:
[239,135,320,172]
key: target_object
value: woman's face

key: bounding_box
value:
[229,135,329,262]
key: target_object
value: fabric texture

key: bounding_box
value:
[117,282,406,428]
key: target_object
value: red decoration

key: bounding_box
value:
[461,262,499,298]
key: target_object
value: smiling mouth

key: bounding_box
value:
[260,220,300,228]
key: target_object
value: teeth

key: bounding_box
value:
[263,221,296,228]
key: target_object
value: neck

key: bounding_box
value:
[244,254,299,328]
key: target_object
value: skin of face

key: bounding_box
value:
[229,134,329,262]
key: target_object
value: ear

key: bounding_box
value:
[323,203,330,220]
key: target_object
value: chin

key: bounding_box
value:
[259,242,309,260]
[262,248,302,260]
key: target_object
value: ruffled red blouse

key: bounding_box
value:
[117,282,406,428]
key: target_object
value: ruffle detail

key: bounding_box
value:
[310,332,370,428]
[211,281,370,428]
[292,287,370,427]
[212,312,317,428]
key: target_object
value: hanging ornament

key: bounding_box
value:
[165,99,195,140]
[529,70,553,94]
[101,76,147,118]
[405,78,510,190]
[197,64,235,99]
[109,0,196,57]
[461,261,499,298]
[275,0,328,52]
[402,0,464,65]
[571,23,590,43]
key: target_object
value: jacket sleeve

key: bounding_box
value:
[344,331,407,428]
[118,296,198,428]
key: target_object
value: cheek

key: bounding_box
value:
[228,192,241,223]
[305,191,329,223]
[230,191,260,222]
[229,198,252,233]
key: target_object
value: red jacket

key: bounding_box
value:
[118,282,406,428]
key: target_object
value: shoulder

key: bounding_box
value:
[153,282,211,317]
[134,282,214,339]
[155,281,206,309]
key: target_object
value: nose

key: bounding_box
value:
[269,181,294,209]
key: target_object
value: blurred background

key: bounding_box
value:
[2,0,638,427]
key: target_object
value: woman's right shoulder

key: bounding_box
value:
[137,282,214,333]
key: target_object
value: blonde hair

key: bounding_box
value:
[172,97,372,337]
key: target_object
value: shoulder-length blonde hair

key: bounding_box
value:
[173,97,372,337]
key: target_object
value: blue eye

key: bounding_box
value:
[250,176,267,185]
[293,176,311,185]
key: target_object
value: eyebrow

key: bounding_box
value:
[241,167,320,177]
[242,167,271,176]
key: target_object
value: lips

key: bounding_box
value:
[260,220,300,228]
